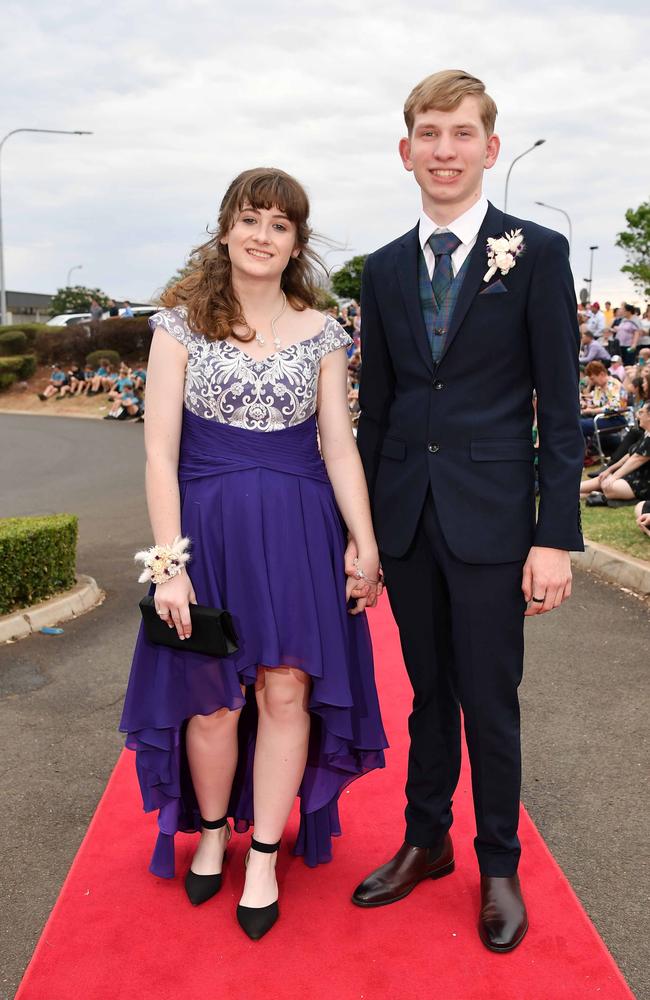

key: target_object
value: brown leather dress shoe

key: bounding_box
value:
[351,834,454,907]
[478,874,528,952]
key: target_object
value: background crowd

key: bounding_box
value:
[35,293,650,540]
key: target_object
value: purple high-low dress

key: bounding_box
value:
[119,307,387,878]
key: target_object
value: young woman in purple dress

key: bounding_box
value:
[120,168,387,940]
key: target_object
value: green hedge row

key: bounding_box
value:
[0,330,28,355]
[0,323,43,346]
[0,354,38,390]
[34,316,153,364]
[0,514,78,615]
[0,317,154,365]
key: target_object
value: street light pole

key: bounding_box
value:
[586,245,599,299]
[534,200,573,260]
[66,264,83,286]
[504,140,546,215]
[0,128,93,325]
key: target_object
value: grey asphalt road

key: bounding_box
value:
[0,412,648,1000]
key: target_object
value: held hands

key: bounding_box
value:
[522,546,572,616]
[344,537,384,615]
[154,568,197,639]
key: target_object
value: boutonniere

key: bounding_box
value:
[483,228,525,283]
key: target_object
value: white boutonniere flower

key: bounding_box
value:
[483,228,525,282]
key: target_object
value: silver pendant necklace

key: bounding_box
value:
[254,291,287,350]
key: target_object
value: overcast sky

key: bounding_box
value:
[2,0,649,307]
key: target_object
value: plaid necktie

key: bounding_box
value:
[428,231,462,310]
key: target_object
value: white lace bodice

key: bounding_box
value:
[149,306,353,432]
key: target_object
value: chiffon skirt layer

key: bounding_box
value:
[119,408,387,878]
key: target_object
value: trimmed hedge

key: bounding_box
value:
[33,316,152,364]
[0,330,28,355]
[86,349,121,368]
[0,372,16,390]
[0,514,78,615]
[0,354,38,386]
[0,323,46,346]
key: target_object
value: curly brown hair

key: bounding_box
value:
[161,167,326,342]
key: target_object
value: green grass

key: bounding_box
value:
[581,502,650,561]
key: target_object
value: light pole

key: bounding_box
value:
[0,128,93,325]
[504,140,546,214]
[66,264,83,286]
[583,245,599,300]
[535,201,573,260]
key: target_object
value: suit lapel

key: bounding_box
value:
[395,224,433,373]
[438,201,504,365]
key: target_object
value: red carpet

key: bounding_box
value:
[16,604,634,1000]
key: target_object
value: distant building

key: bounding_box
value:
[5,291,54,324]
[3,291,153,325]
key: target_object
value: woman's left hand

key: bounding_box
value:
[344,541,383,615]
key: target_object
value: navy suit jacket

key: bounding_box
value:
[357,201,585,563]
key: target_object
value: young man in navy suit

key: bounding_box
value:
[349,70,584,952]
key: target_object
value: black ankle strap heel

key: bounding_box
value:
[200,815,228,830]
[184,815,230,907]
[237,836,281,940]
[250,836,280,853]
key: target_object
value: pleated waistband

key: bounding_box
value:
[178,407,330,484]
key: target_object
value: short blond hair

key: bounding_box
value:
[404,70,497,137]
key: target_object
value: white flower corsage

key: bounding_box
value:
[135,535,191,586]
[483,228,525,283]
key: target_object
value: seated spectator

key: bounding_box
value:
[101,363,121,392]
[580,404,650,502]
[57,362,87,397]
[608,354,626,381]
[580,360,627,441]
[579,301,605,339]
[107,363,134,401]
[579,330,610,365]
[80,365,96,394]
[635,500,650,537]
[104,385,143,421]
[131,366,147,391]
[88,359,112,394]
[122,301,134,318]
[37,364,68,400]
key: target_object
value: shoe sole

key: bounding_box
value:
[478,917,529,953]
[351,859,455,908]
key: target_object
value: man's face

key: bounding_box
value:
[399,96,500,216]
[590,304,599,313]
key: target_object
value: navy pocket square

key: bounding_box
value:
[479,279,508,295]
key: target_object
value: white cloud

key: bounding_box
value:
[1,0,649,305]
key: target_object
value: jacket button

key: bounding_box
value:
[433,380,444,390]
[428,442,440,454]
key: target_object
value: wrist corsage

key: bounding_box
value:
[135,535,191,586]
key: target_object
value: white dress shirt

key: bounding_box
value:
[419,197,489,280]
[586,311,605,338]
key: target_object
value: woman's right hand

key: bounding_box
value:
[154,569,197,639]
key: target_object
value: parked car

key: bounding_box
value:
[46,313,93,327]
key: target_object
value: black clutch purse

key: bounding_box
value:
[139,595,239,657]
